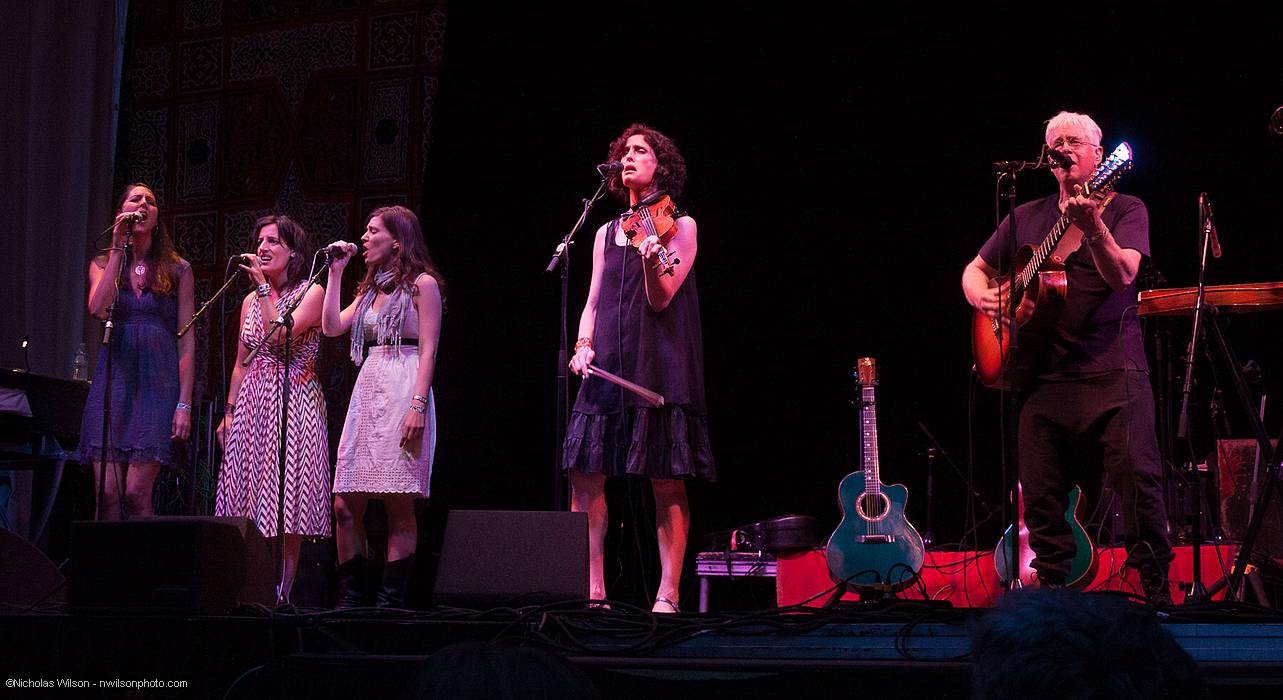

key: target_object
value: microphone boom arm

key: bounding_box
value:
[178,267,243,339]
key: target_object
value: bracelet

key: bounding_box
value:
[575,337,592,351]
[225,402,235,413]
[256,283,271,298]
[409,403,427,414]
[176,402,191,412]
[412,394,429,404]
[1084,227,1111,246]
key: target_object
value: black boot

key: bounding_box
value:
[335,555,369,609]
[376,554,415,608]
[1140,566,1173,608]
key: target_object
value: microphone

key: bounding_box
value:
[1045,148,1074,170]
[323,242,354,260]
[596,162,624,176]
[121,210,148,223]
[1200,192,1222,258]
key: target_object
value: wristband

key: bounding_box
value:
[575,337,593,351]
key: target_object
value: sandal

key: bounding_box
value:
[652,597,681,614]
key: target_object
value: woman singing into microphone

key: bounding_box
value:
[565,124,715,612]
[77,183,194,519]
[322,206,444,608]
[215,215,331,603]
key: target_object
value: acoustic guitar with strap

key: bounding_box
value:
[971,142,1134,389]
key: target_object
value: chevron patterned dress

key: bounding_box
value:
[215,284,332,538]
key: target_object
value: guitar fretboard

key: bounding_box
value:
[860,384,880,497]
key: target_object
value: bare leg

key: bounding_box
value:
[383,494,419,561]
[124,461,161,517]
[92,460,127,520]
[334,493,370,564]
[652,478,689,612]
[570,471,608,600]
[277,533,302,602]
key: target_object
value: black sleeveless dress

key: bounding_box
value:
[562,216,716,481]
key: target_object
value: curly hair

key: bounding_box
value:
[250,214,313,287]
[353,206,446,300]
[113,183,184,296]
[604,123,687,201]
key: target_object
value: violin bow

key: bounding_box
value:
[585,364,665,407]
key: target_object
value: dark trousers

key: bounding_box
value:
[1018,370,1173,582]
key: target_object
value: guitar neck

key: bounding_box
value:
[860,384,880,493]
[1014,142,1134,289]
[1017,211,1074,290]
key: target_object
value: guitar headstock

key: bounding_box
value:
[1086,142,1134,197]
[855,357,878,388]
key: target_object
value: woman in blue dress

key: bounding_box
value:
[77,183,195,518]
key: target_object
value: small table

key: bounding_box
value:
[694,551,777,612]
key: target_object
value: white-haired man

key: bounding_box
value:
[961,111,1173,604]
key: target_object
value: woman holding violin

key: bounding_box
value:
[565,123,715,613]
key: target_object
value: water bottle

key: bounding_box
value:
[72,343,88,381]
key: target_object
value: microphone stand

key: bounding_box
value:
[546,172,612,510]
[177,262,243,339]
[917,421,995,518]
[987,148,1058,588]
[1176,197,1214,602]
[1174,199,1280,603]
[240,253,326,604]
[97,218,133,520]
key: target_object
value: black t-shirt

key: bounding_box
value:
[978,193,1149,378]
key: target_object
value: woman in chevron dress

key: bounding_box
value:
[215,215,330,603]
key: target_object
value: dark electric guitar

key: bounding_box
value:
[972,142,1134,389]
[993,483,1098,589]
[826,358,925,592]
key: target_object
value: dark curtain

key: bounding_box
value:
[0,0,124,377]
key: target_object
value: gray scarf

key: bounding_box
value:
[348,269,413,366]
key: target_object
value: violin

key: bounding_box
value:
[620,194,682,277]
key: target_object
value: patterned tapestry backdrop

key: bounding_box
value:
[113,0,448,510]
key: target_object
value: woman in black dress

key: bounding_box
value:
[564,123,715,612]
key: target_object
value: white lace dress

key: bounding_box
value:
[333,306,436,496]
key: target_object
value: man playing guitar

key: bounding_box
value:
[961,111,1173,604]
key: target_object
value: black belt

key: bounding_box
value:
[364,338,418,353]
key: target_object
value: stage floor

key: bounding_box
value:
[4,599,1282,698]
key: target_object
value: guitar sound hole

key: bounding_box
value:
[856,492,891,523]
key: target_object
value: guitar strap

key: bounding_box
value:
[1048,192,1118,266]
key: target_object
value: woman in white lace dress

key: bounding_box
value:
[321,206,444,608]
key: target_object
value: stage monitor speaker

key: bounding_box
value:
[69,516,275,614]
[1216,439,1283,560]
[433,510,587,608]
[0,527,66,606]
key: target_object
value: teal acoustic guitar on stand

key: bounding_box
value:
[826,358,926,594]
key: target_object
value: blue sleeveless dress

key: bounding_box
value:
[76,284,181,466]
